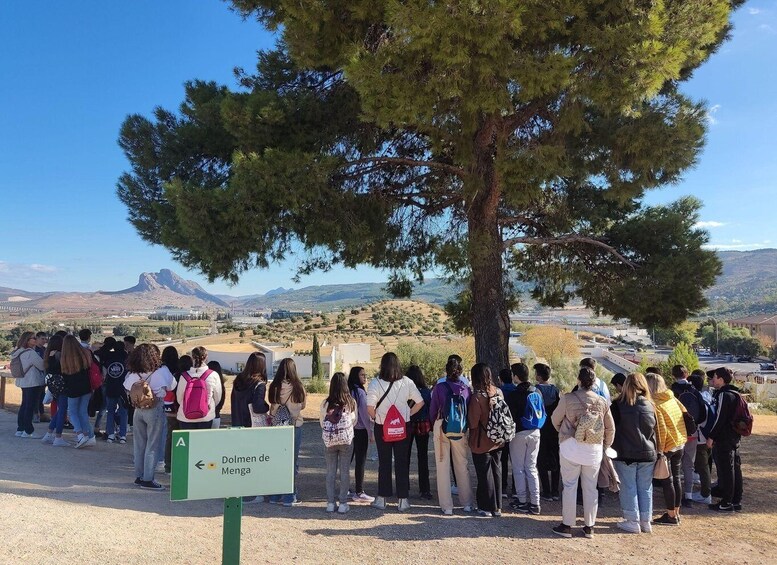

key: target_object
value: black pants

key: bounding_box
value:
[374,423,411,498]
[17,386,43,434]
[472,449,502,513]
[352,428,369,493]
[500,444,513,493]
[407,429,430,494]
[164,416,179,471]
[660,449,684,509]
[178,420,213,430]
[712,443,742,505]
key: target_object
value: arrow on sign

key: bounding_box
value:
[195,460,204,470]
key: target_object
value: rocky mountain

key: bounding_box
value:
[109,269,229,307]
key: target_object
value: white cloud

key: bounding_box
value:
[693,220,726,229]
[703,241,773,250]
[732,239,742,243]
[748,8,761,14]
[759,23,777,34]
[0,261,59,287]
[705,104,721,125]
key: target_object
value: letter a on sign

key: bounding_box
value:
[176,437,186,447]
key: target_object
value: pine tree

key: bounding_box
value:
[311,334,322,379]
[117,0,741,369]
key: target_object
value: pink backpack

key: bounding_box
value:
[181,369,212,420]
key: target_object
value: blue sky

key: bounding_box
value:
[1,1,775,295]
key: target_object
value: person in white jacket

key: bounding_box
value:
[12,332,46,438]
[176,346,222,429]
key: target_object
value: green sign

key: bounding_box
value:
[171,427,294,502]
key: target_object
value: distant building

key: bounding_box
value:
[728,315,777,341]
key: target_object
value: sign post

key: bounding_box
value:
[171,427,294,564]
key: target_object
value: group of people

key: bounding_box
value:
[11,332,750,535]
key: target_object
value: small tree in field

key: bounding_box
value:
[311,334,322,379]
[666,342,700,373]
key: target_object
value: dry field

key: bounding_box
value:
[0,393,775,565]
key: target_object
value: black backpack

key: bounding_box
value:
[676,383,707,426]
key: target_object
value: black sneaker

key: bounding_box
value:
[733,503,742,512]
[528,504,541,515]
[709,502,734,513]
[541,493,554,502]
[134,477,143,486]
[63,422,74,430]
[552,524,572,538]
[582,526,594,538]
[139,480,165,491]
[652,512,680,525]
[420,492,434,500]
[551,493,560,501]
[510,501,529,513]
[682,498,693,508]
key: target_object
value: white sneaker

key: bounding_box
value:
[14,431,23,437]
[691,492,712,504]
[693,472,701,486]
[20,431,45,439]
[85,435,96,447]
[74,435,89,449]
[326,503,337,513]
[640,521,653,534]
[370,496,386,510]
[450,485,459,495]
[397,498,411,512]
[462,505,474,513]
[41,432,55,444]
[52,437,70,447]
[353,492,375,503]
[156,461,165,473]
[338,503,350,514]
[617,520,641,534]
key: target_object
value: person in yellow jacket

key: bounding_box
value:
[646,373,688,526]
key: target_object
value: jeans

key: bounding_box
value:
[17,386,42,434]
[133,403,165,481]
[660,448,683,509]
[472,449,502,513]
[157,416,167,461]
[164,416,179,471]
[695,443,712,498]
[407,427,430,494]
[712,443,742,505]
[351,428,368,493]
[560,453,600,527]
[681,437,698,497]
[269,425,302,504]
[105,396,128,438]
[509,429,541,505]
[374,423,411,499]
[48,394,69,435]
[67,393,93,438]
[326,443,353,504]
[432,420,474,512]
[614,460,654,522]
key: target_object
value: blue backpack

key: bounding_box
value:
[521,391,546,430]
[441,382,468,440]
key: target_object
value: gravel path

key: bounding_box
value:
[1,407,775,564]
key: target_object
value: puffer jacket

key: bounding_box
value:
[10,348,45,388]
[652,390,687,453]
[552,389,615,449]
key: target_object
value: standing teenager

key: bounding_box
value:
[268,358,307,506]
[231,352,270,428]
[175,347,222,430]
[468,363,505,517]
[320,372,357,513]
[366,352,424,512]
[41,335,69,446]
[61,335,96,448]
[551,367,614,538]
[124,344,175,490]
[11,332,46,437]
[535,363,561,501]
[407,365,433,500]
[347,366,375,503]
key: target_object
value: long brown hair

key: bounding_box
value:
[618,373,652,406]
[43,334,64,373]
[60,335,91,375]
[235,352,267,389]
[127,343,161,374]
[326,372,356,412]
[471,363,495,393]
[15,331,36,352]
[379,352,402,383]
[191,346,208,368]
[269,358,305,404]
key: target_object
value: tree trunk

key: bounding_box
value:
[467,130,510,371]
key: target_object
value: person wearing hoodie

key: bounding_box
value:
[230,352,270,428]
[706,366,745,513]
[100,338,129,444]
[610,373,658,534]
[12,332,46,437]
[175,347,222,429]
[506,362,544,515]
[645,372,688,526]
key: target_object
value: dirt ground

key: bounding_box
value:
[0,388,775,565]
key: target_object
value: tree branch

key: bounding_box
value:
[503,235,637,268]
[344,156,464,176]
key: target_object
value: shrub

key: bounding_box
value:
[305,377,328,394]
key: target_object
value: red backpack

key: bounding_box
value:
[731,392,754,437]
[376,381,407,442]
[181,369,212,420]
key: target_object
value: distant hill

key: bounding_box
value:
[1,250,775,315]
